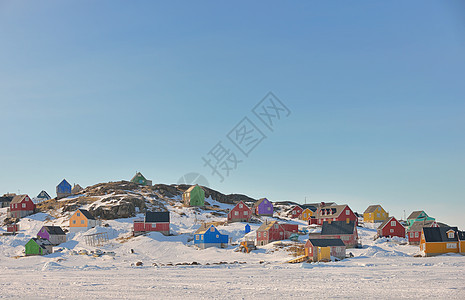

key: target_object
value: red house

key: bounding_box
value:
[7,195,35,219]
[227,201,252,222]
[407,220,445,245]
[256,221,298,246]
[309,203,358,226]
[288,205,303,219]
[377,216,405,238]
[133,211,170,236]
[7,224,19,233]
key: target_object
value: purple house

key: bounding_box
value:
[253,198,274,216]
[37,226,67,246]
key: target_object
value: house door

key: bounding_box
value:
[318,247,330,261]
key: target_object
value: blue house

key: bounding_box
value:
[194,224,228,249]
[56,179,72,199]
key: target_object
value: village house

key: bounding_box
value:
[227,201,252,222]
[288,205,303,219]
[183,185,205,207]
[25,238,53,256]
[377,217,406,238]
[0,193,15,208]
[133,211,170,236]
[7,194,35,219]
[305,238,346,262]
[194,224,228,249]
[299,205,317,221]
[69,209,99,233]
[407,220,446,245]
[407,211,435,229]
[35,190,51,202]
[309,203,357,226]
[7,223,19,233]
[130,172,152,186]
[71,184,84,195]
[37,226,67,246]
[363,205,389,223]
[56,179,72,199]
[253,198,274,216]
[310,220,359,248]
[256,220,298,246]
[420,226,465,257]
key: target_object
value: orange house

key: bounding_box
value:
[69,209,99,233]
[299,205,317,221]
[420,226,465,257]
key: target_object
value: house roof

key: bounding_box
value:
[58,179,71,187]
[0,194,15,203]
[42,226,66,236]
[31,237,53,248]
[184,184,205,194]
[131,172,146,182]
[145,211,170,223]
[253,198,270,208]
[307,238,346,247]
[301,205,317,211]
[321,220,356,235]
[364,205,382,214]
[319,204,350,218]
[422,227,459,242]
[71,184,83,194]
[37,191,51,199]
[233,201,251,210]
[407,211,426,220]
[195,224,215,235]
[408,220,448,232]
[77,209,95,220]
[10,195,29,205]
[257,221,279,232]
[378,216,403,230]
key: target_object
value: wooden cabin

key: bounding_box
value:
[25,238,53,256]
[130,172,152,186]
[288,205,303,219]
[56,179,72,199]
[305,238,346,262]
[309,220,359,248]
[69,209,99,233]
[309,203,357,226]
[194,224,228,249]
[377,217,406,239]
[133,211,170,236]
[256,221,298,246]
[363,205,389,223]
[37,226,67,246]
[420,227,465,257]
[183,185,205,207]
[227,201,252,222]
[7,194,35,219]
[253,198,273,216]
[407,211,435,229]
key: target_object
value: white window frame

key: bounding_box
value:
[244,211,248,215]
[448,231,455,239]
[446,243,457,249]
[391,221,396,227]
[239,204,243,208]
[346,210,350,215]
[235,211,239,216]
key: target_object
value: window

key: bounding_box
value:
[264,232,267,237]
[216,235,219,238]
[210,227,215,232]
[279,231,283,235]
[391,221,396,227]
[77,213,80,217]
[448,231,455,239]
[244,211,248,215]
[22,203,26,208]
[346,210,350,215]
[196,235,199,240]
[81,220,85,224]
[390,229,394,233]
[201,235,203,240]
[446,243,457,249]
[73,220,76,224]
[415,232,419,238]
[377,213,380,218]
[258,232,261,237]
[152,224,156,229]
[239,204,243,208]
[410,232,414,238]
[274,224,278,229]
[235,211,239,216]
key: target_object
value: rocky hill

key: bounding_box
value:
[36,181,256,220]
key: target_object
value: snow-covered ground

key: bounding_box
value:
[1,205,464,299]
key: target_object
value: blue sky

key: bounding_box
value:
[1,1,464,227]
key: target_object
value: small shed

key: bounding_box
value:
[182,185,205,207]
[25,238,53,256]
[288,205,303,219]
[36,190,51,202]
[37,226,67,246]
[130,172,152,186]
[7,223,19,233]
[71,184,84,195]
[245,224,251,234]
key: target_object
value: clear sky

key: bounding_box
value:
[1,1,464,227]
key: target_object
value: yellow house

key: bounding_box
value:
[420,226,465,257]
[363,205,388,223]
[69,209,99,233]
[299,208,315,221]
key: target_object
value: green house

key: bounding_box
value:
[25,238,53,256]
[183,185,205,207]
[130,172,152,186]
[407,211,435,229]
